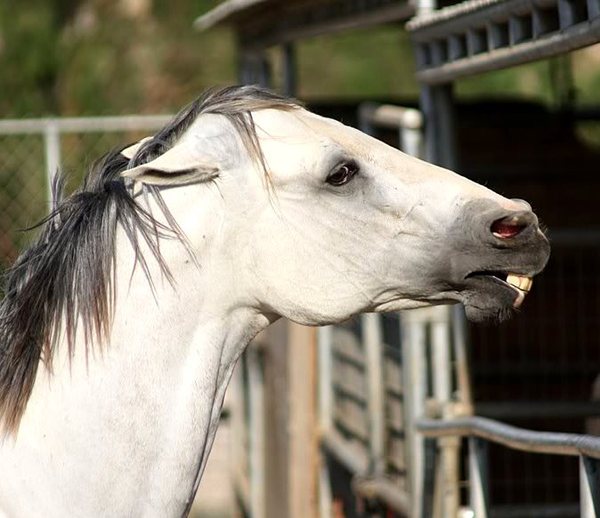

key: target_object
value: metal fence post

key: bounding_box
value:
[43,120,61,205]
[363,313,386,474]
[401,313,428,518]
[282,43,297,97]
[469,437,490,518]
[247,348,266,518]
[317,326,334,518]
[431,307,460,518]
[580,455,600,518]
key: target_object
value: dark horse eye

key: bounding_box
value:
[326,162,359,186]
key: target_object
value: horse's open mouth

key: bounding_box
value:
[465,271,533,308]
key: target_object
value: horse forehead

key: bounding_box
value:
[253,108,372,156]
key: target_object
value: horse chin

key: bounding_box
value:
[463,301,515,323]
[460,286,520,323]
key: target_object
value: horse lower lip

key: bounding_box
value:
[466,272,532,308]
[512,286,527,308]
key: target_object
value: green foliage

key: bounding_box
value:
[2,1,600,116]
[296,28,419,99]
[0,0,235,117]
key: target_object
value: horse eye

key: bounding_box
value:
[326,162,359,187]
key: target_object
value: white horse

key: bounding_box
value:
[0,86,549,517]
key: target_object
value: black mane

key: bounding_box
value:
[0,85,300,433]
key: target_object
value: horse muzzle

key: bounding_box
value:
[443,198,550,322]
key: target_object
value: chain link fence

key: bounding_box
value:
[0,116,174,269]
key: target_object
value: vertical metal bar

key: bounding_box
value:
[431,308,451,413]
[44,120,61,207]
[431,307,460,518]
[469,437,489,518]
[358,103,375,136]
[317,326,334,434]
[416,0,437,16]
[238,49,271,87]
[418,79,459,518]
[580,455,600,518]
[318,460,333,518]
[282,43,297,97]
[420,83,457,169]
[248,348,266,518]
[453,305,474,414]
[317,326,334,518]
[401,315,428,518]
[363,313,386,474]
[400,126,423,158]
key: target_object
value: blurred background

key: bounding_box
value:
[2,1,600,517]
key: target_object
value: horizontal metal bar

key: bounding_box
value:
[409,0,558,33]
[352,476,411,515]
[417,416,600,459]
[409,0,600,84]
[359,102,423,130]
[0,115,172,135]
[193,0,266,31]
[210,1,415,50]
[415,21,600,84]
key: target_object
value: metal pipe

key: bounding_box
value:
[318,462,333,518]
[418,416,600,459]
[317,326,334,518]
[468,437,490,518]
[431,309,460,518]
[401,315,428,518]
[0,115,172,134]
[358,102,424,131]
[317,326,334,434]
[247,348,266,518]
[363,313,386,474]
[453,305,474,415]
[412,19,600,85]
[580,456,600,518]
[44,121,61,206]
[282,43,297,97]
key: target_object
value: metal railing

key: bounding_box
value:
[418,416,600,518]
[317,104,600,518]
[408,0,600,84]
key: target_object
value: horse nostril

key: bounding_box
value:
[491,213,530,239]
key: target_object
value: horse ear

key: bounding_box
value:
[121,136,153,160]
[121,146,220,186]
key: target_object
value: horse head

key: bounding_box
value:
[123,86,550,325]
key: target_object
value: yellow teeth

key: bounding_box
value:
[506,274,533,293]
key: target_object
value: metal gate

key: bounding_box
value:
[317,103,600,518]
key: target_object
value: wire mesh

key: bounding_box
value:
[0,119,159,269]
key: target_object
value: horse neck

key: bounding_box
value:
[3,193,271,516]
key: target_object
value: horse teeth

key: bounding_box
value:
[506,274,533,293]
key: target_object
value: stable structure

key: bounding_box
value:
[195,1,600,517]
